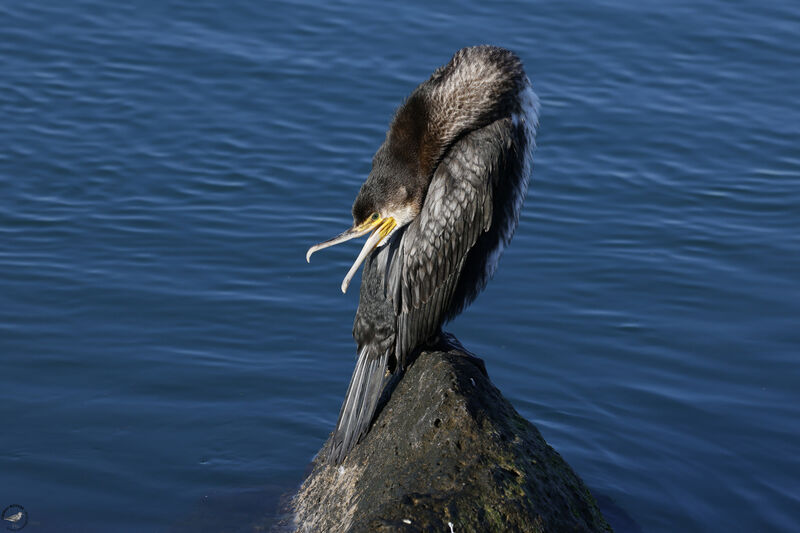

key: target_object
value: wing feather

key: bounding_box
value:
[391,117,521,367]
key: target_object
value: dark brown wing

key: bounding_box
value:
[390,115,530,368]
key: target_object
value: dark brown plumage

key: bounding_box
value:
[306,46,539,463]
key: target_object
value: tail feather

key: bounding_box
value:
[329,345,390,463]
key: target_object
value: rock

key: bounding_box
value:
[292,348,613,532]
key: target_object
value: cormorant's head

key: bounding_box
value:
[352,145,424,234]
[305,155,422,294]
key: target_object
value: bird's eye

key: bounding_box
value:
[370,213,380,221]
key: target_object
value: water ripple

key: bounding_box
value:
[1,1,799,531]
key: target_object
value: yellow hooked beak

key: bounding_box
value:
[306,216,397,293]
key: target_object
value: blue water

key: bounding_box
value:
[1,1,798,531]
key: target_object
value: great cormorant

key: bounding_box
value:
[306,46,539,463]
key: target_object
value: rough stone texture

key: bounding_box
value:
[292,349,612,533]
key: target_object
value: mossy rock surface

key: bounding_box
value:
[292,349,613,533]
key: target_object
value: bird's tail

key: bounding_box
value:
[328,344,390,463]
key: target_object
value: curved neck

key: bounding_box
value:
[388,46,525,180]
